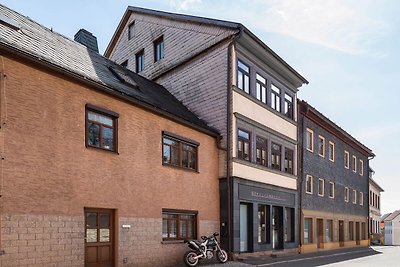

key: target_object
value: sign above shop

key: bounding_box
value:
[239,184,295,206]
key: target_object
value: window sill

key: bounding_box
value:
[162,163,199,173]
[161,240,185,244]
[86,144,119,155]
[233,158,297,179]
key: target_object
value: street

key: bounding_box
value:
[199,246,400,267]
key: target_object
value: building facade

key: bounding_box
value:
[0,5,221,267]
[384,211,400,245]
[369,170,384,244]
[106,6,308,254]
[298,100,374,253]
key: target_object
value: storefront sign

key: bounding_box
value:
[239,184,295,206]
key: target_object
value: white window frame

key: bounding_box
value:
[318,178,324,196]
[306,128,314,152]
[359,159,364,176]
[329,182,335,199]
[329,141,335,162]
[353,189,357,204]
[345,187,349,202]
[352,155,357,173]
[318,135,325,158]
[359,192,363,206]
[306,175,313,194]
[344,151,349,169]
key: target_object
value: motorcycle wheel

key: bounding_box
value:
[217,249,228,263]
[184,251,199,267]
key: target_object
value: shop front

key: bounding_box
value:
[232,178,298,253]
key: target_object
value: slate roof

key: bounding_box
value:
[384,210,400,221]
[0,4,218,136]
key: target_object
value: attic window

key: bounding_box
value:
[108,66,138,89]
[0,15,20,31]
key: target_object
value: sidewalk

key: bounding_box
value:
[199,246,374,267]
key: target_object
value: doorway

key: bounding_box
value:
[85,208,115,267]
[356,222,360,245]
[272,206,283,250]
[339,220,344,247]
[316,218,324,248]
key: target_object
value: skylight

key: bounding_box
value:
[0,14,20,31]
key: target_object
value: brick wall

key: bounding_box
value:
[0,53,220,266]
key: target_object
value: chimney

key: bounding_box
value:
[74,29,99,53]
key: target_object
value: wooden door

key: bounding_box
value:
[339,220,344,247]
[317,219,323,248]
[85,208,114,267]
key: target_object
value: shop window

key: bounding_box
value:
[285,208,295,243]
[256,136,267,167]
[162,133,198,171]
[162,209,197,240]
[258,205,270,243]
[304,218,313,244]
[238,129,251,161]
[237,60,250,94]
[86,104,118,152]
[326,219,333,242]
[271,142,281,170]
[284,148,294,174]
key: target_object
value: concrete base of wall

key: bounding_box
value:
[300,240,369,254]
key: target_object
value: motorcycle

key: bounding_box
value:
[183,232,228,266]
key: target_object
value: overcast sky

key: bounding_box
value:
[2,0,398,214]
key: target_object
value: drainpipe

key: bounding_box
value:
[297,104,305,253]
[226,27,242,256]
[367,155,375,243]
[0,55,6,255]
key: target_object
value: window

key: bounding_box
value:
[135,49,144,73]
[285,208,295,242]
[369,190,372,205]
[344,151,349,169]
[378,196,380,209]
[359,160,364,176]
[237,129,251,161]
[359,192,363,206]
[306,175,313,194]
[258,205,270,243]
[329,182,334,198]
[362,222,366,240]
[349,221,354,240]
[345,187,349,202]
[284,93,293,119]
[162,133,198,171]
[120,60,128,68]
[328,141,335,162]
[154,36,164,62]
[306,128,314,152]
[271,84,281,112]
[271,142,281,170]
[284,148,294,174]
[326,220,333,242]
[318,135,325,157]
[256,136,267,167]
[162,210,197,240]
[318,178,324,196]
[304,218,313,244]
[128,21,135,40]
[353,189,357,204]
[237,60,250,94]
[256,74,267,104]
[86,104,118,152]
[352,155,357,173]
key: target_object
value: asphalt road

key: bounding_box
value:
[198,246,400,267]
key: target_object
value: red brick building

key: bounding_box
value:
[0,4,221,267]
